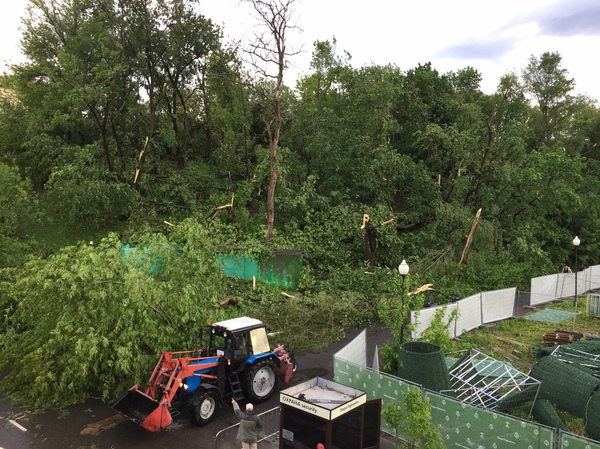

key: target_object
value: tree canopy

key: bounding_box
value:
[1,0,600,408]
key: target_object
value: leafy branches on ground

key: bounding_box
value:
[0,221,230,407]
[247,290,378,351]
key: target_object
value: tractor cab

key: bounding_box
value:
[208,317,271,371]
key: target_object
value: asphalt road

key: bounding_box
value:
[0,324,394,449]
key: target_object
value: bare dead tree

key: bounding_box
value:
[243,0,301,243]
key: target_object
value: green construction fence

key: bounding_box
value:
[215,248,302,290]
[121,242,302,290]
[333,329,600,449]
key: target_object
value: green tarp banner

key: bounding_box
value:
[427,391,554,448]
[216,249,302,290]
[560,431,600,449]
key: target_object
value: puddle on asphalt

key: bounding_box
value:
[291,367,329,383]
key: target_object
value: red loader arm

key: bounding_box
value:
[111,351,220,432]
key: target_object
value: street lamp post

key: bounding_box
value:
[573,236,580,330]
[398,260,410,344]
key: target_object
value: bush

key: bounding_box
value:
[45,144,137,227]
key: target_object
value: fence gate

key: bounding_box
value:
[214,407,280,449]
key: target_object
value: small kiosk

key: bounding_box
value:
[279,377,381,449]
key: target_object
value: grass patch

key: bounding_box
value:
[21,190,127,255]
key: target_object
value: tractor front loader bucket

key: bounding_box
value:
[111,386,173,432]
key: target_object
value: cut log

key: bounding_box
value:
[492,346,533,370]
[489,334,529,347]
[220,295,238,306]
[542,331,581,346]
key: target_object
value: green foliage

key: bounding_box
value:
[0,163,39,267]
[522,52,577,146]
[379,339,401,375]
[416,306,460,353]
[0,268,19,336]
[382,387,445,449]
[3,18,600,417]
[45,144,137,227]
[132,161,223,224]
[0,220,229,407]
[0,163,36,236]
[282,201,366,277]
[245,290,377,351]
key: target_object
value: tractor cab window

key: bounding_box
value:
[233,333,250,361]
[209,331,232,357]
[249,327,270,355]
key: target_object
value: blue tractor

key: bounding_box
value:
[111,317,297,431]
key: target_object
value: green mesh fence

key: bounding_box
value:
[334,357,415,437]
[334,356,554,446]
[532,398,567,431]
[495,384,539,414]
[397,342,451,392]
[551,340,600,376]
[215,251,259,279]
[530,356,600,417]
[260,250,303,290]
[524,308,577,322]
[215,248,302,290]
[555,340,600,355]
[585,390,600,441]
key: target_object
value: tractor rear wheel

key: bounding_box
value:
[245,358,278,403]
[188,388,219,426]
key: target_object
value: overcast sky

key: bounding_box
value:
[2,0,600,101]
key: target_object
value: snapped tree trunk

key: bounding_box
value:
[459,208,482,265]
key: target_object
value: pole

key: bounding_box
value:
[400,275,406,344]
[398,259,410,344]
[573,245,578,330]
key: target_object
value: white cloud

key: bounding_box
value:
[2,0,599,100]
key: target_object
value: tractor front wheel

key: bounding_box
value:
[188,388,219,426]
[245,358,278,403]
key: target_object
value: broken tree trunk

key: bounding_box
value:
[459,208,482,265]
[133,136,149,188]
[361,214,394,267]
[206,194,236,222]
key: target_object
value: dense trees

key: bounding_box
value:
[9,0,236,222]
[1,0,600,408]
